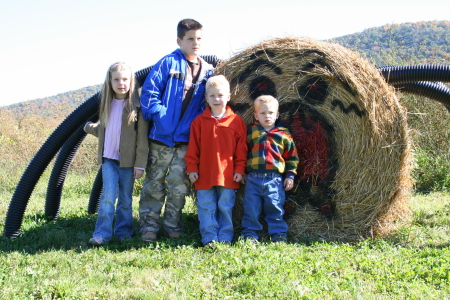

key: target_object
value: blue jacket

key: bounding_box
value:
[140,49,214,147]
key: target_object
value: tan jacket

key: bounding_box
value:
[85,95,149,169]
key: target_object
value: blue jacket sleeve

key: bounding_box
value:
[140,58,170,121]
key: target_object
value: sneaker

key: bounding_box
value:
[166,231,182,239]
[272,235,287,243]
[204,241,217,248]
[89,237,104,246]
[242,236,258,245]
[142,231,157,243]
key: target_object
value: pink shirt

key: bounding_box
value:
[103,98,125,160]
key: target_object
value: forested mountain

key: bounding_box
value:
[330,20,450,66]
[3,84,101,118]
[2,20,449,118]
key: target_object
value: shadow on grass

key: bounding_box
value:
[0,211,203,254]
[4,210,445,254]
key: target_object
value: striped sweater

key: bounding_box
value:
[246,122,299,179]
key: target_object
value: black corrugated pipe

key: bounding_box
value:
[4,94,100,238]
[394,81,450,111]
[377,64,450,85]
[45,127,88,220]
[135,66,153,87]
[88,166,103,214]
[45,113,98,220]
[200,55,222,70]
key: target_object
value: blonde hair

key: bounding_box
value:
[99,62,138,126]
[253,95,279,111]
[205,75,230,95]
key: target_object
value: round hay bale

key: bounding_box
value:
[216,37,412,241]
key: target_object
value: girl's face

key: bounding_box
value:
[110,70,131,99]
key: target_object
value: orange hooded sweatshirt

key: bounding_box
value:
[185,106,248,190]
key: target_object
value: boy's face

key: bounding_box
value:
[177,29,202,61]
[254,101,279,130]
[206,86,230,114]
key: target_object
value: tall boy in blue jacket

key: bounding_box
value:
[139,18,214,242]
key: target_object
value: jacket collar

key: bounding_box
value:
[202,106,235,119]
[253,120,286,132]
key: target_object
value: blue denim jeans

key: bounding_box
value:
[197,186,236,245]
[241,172,288,240]
[93,158,135,242]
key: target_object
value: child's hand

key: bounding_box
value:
[134,168,144,179]
[284,178,294,191]
[233,173,243,183]
[189,172,199,183]
[83,121,92,133]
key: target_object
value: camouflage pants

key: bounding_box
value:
[139,142,190,235]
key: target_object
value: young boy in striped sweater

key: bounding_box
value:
[241,95,299,243]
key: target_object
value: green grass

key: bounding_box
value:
[1,172,450,299]
[412,149,450,193]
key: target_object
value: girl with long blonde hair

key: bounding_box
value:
[85,62,149,246]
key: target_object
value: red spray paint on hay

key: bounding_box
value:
[290,115,330,185]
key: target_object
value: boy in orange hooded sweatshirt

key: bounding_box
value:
[185,75,248,246]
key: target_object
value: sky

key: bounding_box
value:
[0,0,449,106]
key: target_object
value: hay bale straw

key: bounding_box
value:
[216,37,412,241]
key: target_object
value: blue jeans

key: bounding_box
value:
[197,186,236,245]
[93,158,135,242]
[241,172,288,240]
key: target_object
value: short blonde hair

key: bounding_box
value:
[205,75,230,95]
[253,95,279,111]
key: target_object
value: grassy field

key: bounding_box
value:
[0,170,449,299]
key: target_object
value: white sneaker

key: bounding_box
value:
[89,237,104,246]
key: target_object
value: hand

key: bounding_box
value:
[134,168,144,179]
[233,173,243,183]
[189,172,199,183]
[83,121,93,133]
[284,178,294,191]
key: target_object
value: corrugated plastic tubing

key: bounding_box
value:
[88,166,103,214]
[45,127,88,220]
[377,64,450,84]
[394,81,450,109]
[45,114,98,220]
[5,56,220,238]
[4,93,100,237]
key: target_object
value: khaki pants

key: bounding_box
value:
[139,142,190,235]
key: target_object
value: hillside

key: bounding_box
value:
[2,20,449,118]
[3,84,101,118]
[330,20,450,66]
